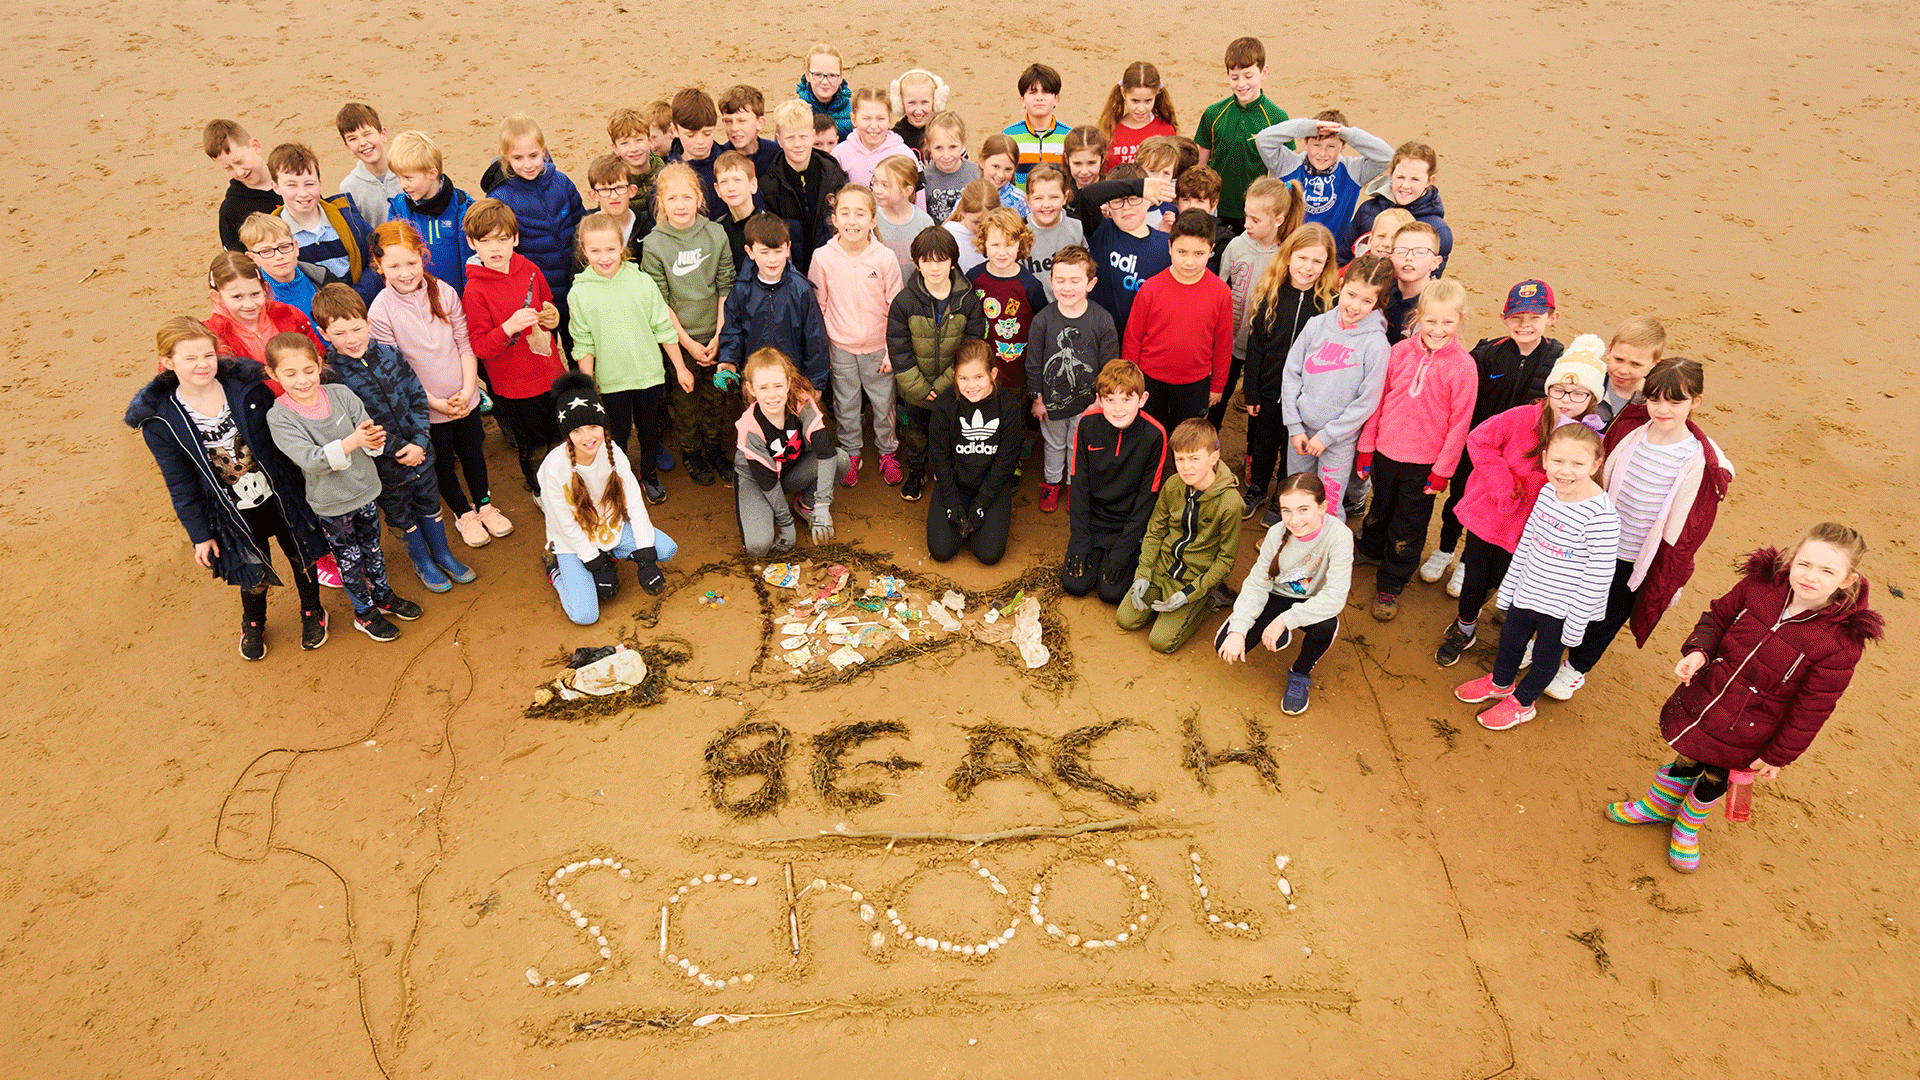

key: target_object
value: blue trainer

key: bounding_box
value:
[1282,671,1312,715]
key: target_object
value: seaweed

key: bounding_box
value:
[810,720,923,810]
[522,638,693,721]
[1050,719,1156,809]
[1181,711,1282,794]
[702,719,792,820]
[946,722,1056,801]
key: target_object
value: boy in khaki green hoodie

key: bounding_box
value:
[1118,418,1244,653]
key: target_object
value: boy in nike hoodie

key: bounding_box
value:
[1119,418,1243,654]
[1063,359,1167,605]
[1280,254,1394,512]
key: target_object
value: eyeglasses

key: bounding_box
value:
[1547,386,1593,403]
[1390,246,1435,259]
[807,71,843,82]
[590,185,631,197]
[249,242,298,257]
[1115,196,1146,208]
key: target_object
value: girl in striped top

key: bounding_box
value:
[1455,423,1619,731]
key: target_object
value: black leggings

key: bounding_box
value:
[1214,592,1339,675]
[1456,532,1515,625]
[491,392,557,490]
[603,384,667,483]
[239,498,321,611]
[1671,756,1730,801]
[927,485,1013,565]
[1567,559,1638,674]
[430,412,490,515]
[1438,446,1473,552]
[1244,401,1288,496]
[1205,353,1245,430]
[1491,606,1569,707]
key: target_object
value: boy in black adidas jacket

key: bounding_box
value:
[1061,359,1169,605]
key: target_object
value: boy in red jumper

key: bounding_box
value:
[1121,209,1234,435]
[1355,279,1477,621]
[458,198,565,493]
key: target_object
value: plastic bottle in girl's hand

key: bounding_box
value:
[1725,769,1756,822]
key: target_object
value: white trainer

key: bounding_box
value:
[1543,661,1587,701]
[1445,560,1466,598]
[1418,548,1456,583]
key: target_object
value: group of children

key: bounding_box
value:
[135,41,1880,875]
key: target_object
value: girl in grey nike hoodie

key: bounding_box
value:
[1278,257,1395,511]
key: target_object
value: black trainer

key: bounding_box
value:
[707,447,735,486]
[300,608,329,650]
[643,474,668,505]
[377,594,423,621]
[1241,486,1267,521]
[239,619,266,661]
[901,469,924,502]
[684,450,717,486]
[355,611,401,642]
[1435,622,1476,667]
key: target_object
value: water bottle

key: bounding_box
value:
[1725,769,1756,823]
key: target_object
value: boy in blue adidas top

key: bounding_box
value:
[386,131,477,294]
[1254,110,1393,234]
[1086,164,1171,340]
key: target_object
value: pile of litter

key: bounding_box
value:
[759,562,1050,676]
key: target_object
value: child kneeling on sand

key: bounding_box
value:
[1118,418,1243,654]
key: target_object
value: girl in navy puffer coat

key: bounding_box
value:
[1606,525,1883,874]
[486,124,585,349]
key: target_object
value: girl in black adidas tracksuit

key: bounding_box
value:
[927,340,1024,564]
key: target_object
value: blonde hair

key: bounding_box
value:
[973,207,1033,257]
[1242,177,1303,239]
[1414,278,1468,325]
[925,110,966,145]
[835,183,877,218]
[889,69,950,116]
[498,114,545,155]
[1609,314,1668,360]
[770,99,815,135]
[1136,136,1182,174]
[575,212,627,260]
[1368,207,1415,245]
[651,162,708,219]
[607,107,649,142]
[872,154,920,193]
[946,178,1000,223]
[1251,223,1339,322]
[1775,522,1869,609]
[387,130,444,175]
[156,316,219,361]
[979,133,1018,166]
[806,43,842,66]
[849,87,891,118]
[237,211,293,249]
[567,435,629,538]
[1546,421,1605,481]
[263,330,320,372]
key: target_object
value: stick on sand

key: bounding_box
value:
[753,819,1136,846]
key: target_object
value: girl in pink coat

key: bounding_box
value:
[1433,335,1606,666]
[1607,524,1882,873]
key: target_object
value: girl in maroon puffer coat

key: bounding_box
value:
[1606,523,1883,873]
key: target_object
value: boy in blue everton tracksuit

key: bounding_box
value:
[1253,113,1394,235]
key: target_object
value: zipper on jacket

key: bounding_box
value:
[1668,601,1818,750]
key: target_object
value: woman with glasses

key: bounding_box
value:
[1433,334,1607,667]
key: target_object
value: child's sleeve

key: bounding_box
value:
[568,294,596,358]
[1208,285,1234,394]
[1065,416,1093,555]
[1243,304,1271,406]
[1466,409,1524,515]
[639,237,671,300]
[1024,274,1049,320]
[1094,305,1120,364]
[642,278,678,344]
[1679,575,1752,661]
[1340,125,1394,187]
[461,288,509,361]
[266,405,347,476]
[368,296,397,348]
[1120,280,1148,362]
[928,395,960,509]
[880,254,903,304]
[1563,510,1622,648]
[715,236,737,301]
[141,423,216,545]
[886,294,919,396]
[1430,363,1478,482]
[1135,485,1173,581]
[969,393,1023,511]
[444,284,473,356]
[1344,339,1394,452]
[1226,527,1285,636]
[612,445,657,551]
[806,257,830,314]
[962,287,987,341]
[718,286,745,368]
[1188,500,1243,598]
[1025,308,1054,404]
[1766,639,1866,768]
[1253,118,1316,176]
[1115,425,1168,562]
[801,287,831,391]
[1071,178,1145,223]
[394,349,433,449]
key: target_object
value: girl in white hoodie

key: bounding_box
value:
[1216,472,1353,715]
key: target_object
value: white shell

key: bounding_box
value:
[1115,864,1128,874]
[887,909,899,920]
[1031,913,1044,925]
[1116,932,1128,942]
[589,858,603,867]
[597,936,608,946]
[1084,940,1100,949]
[938,941,952,951]
[1046,924,1061,936]
[1302,946,1312,957]
[703,874,716,883]
[588,926,599,935]
[678,958,690,969]
[744,877,757,886]
[914,936,929,948]
[600,947,612,958]
[688,878,700,888]
[1278,877,1293,897]
[849,891,862,902]
[1289,903,1298,911]
[870,932,886,949]
[1208,914,1220,923]
[742,973,754,983]
[860,904,876,922]
[687,965,700,977]
[969,859,981,869]
[719,872,733,881]
[1274,855,1290,872]
[574,916,588,928]
[728,976,741,986]
[1199,886,1209,898]
[1104,858,1115,867]
[1066,934,1080,946]
[961,945,975,956]
[813,879,827,890]
[1190,852,1202,863]
[525,967,543,985]
[619,868,632,878]
[564,972,591,987]
[668,954,679,964]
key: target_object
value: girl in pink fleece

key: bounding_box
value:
[367,221,510,548]
[1432,334,1607,667]
[1354,280,1477,619]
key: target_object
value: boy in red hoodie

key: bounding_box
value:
[1355,279,1476,621]
[459,198,565,493]
[1121,209,1234,435]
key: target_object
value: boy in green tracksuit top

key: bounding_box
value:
[1119,418,1244,653]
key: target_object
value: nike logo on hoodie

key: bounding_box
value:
[671,249,712,276]
[1302,342,1359,375]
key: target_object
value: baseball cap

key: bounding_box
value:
[1503,279,1556,316]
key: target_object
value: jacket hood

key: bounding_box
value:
[125,356,267,427]
[1738,546,1885,644]
[571,261,639,289]
[1397,185,1446,217]
[1192,461,1240,503]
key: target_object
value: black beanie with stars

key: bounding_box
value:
[551,371,610,441]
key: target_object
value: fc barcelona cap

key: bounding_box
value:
[1503,279,1557,316]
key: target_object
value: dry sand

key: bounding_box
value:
[1,0,1916,1077]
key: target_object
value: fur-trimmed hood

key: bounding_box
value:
[124,356,269,427]
[1738,546,1885,644]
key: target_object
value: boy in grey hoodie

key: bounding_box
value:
[1280,255,1395,513]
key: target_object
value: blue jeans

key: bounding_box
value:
[551,522,677,625]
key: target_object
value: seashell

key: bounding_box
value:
[1235,922,1249,931]
[1103,858,1115,867]
[1139,888,1150,900]
[1066,934,1080,946]
[728,976,741,987]
[860,904,875,922]
[1288,903,1298,911]
[914,937,929,948]
[1046,924,1061,936]
[688,878,700,888]
[1031,884,1043,895]
[849,891,862,902]
[781,636,808,650]
[699,975,713,987]
[813,879,827,890]
[560,901,573,912]
[548,877,558,887]
[961,945,975,956]
[1208,914,1220,923]
[922,940,939,952]
[1278,878,1292,897]
[1128,924,1138,932]
[989,882,1007,895]
[887,909,899,920]
[719,873,733,881]
[600,947,612,959]
[1138,913,1151,925]
[668,954,679,964]
[1116,933,1128,942]
[574,916,588,928]
[677,886,689,895]
[897,925,910,936]
[938,941,952,951]
[667,896,677,904]
[1274,855,1290,872]
[588,926,599,936]
[611,862,622,870]
[687,965,700,977]
[870,932,886,949]
[1115,864,1128,874]
[1031,913,1044,925]
[565,972,591,987]
[589,858,603,867]
[1190,852,1202,864]
[1199,886,1208,898]
[969,859,981,869]
[703,874,716,883]
[619,869,632,878]
[741,974,754,983]
[744,877,757,886]
[525,967,543,986]
[1083,940,1100,949]
[977,868,990,878]
[598,936,608,946]
[677,958,690,969]
[1301,946,1312,957]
